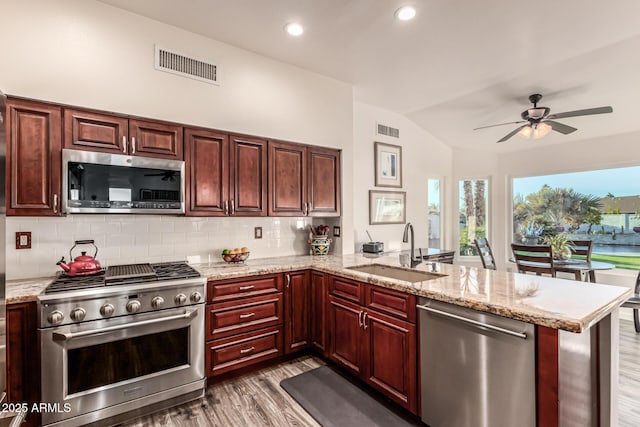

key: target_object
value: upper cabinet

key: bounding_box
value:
[307,146,341,216]
[6,98,62,216]
[64,109,183,160]
[185,130,267,217]
[268,140,341,217]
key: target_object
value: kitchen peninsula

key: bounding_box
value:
[7,253,629,426]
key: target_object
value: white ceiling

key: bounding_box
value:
[99,0,640,152]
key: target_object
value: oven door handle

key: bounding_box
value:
[52,309,198,341]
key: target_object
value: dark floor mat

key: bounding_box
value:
[280,366,421,427]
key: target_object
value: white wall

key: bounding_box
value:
[453,130,640,285]
[352,102,453,254]
[6,216,313,280]
[0,0,355,279]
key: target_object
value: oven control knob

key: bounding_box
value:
[70,307,86,322]
[190,292,202,303]
[126,300,141,313]
[175,293,187,305]
[100,303,115,317]
[47,310,64,325]
[151,296,164,309]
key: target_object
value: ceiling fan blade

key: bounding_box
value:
[497,124,529,143]
[544,120,578,135]
[546,106,613,120]
[473,120,526,130]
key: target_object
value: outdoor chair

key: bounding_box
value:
[555,240,595,282]
[621,271,640,333]
[511,243,555,277]
[474,238,496,270]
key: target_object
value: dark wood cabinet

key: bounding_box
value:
[307,146,341,216]
[63,108,128,153]
[327,275,418,414]
[363,308,417,413]
[310,271,327,354]
[205,275,284,378]
[6,302,40,426]
[6,98,62,216]
[63,108,183,160]
[185,130,266,217]
[129,118,183,160]
[229,134,267,216]
[284,271,310,354]
[268,140,307,216]
[184,128,229,216]
[268,140,341,217]
[327,296,365,376]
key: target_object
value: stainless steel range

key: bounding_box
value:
[38,262,206,427]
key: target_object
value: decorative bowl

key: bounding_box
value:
[222,251,250,264]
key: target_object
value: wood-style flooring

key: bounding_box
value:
[122,310,640,427]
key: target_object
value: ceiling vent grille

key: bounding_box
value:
[154,45,219,85]
[377,123,399,138]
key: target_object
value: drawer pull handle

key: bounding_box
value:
[240,346,255,354]
[239,285,255,291]
[239,312,255,319]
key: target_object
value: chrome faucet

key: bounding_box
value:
[402,223,422,268]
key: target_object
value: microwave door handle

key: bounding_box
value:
[52,309,198,341]
[122,136,127,153]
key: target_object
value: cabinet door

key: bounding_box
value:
[129,118,183,160]
[327,296,364,376]
[6,98,62,216]
[284,271,310,354]
[63,108,128,153]
[184,128,228,216]
[7,302,41,426]
[229,134,267,216]
[307,146,341,216]
[363,309,417,413]
[268,140,306,216]
[310,271,327,354]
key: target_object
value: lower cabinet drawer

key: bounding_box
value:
[207,293,283,340]
[208,274,282,303]
[206,327,283,377]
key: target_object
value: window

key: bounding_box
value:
[459,179,488,256]
[428,179,442,248]
[512,166,640,270]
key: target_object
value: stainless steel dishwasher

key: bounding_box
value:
[417,298,536,427]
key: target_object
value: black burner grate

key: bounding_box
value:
[44,262,201,293]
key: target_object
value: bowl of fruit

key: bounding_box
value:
[221,247,250,264]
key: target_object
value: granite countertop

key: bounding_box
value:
[6,253,631,333]
[195,253,631,333]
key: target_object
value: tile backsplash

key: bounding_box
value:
[6,215,314,280]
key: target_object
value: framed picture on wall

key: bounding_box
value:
[369,190,406,224]
[374,141,402,188]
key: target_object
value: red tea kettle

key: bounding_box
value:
[56,240,102,276]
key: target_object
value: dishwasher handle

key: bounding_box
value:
[417,304,528,340]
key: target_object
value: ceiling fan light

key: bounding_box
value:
[533,122,552,139]
[519,125,533,138]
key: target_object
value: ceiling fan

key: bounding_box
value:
[474,94,613,143]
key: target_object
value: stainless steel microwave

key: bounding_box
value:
[62,149,185,214]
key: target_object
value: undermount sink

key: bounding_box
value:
[346,264,447,283]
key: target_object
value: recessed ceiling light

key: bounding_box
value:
[395,6,416,21]
[285,22,304,36]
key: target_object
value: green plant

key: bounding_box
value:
[541,233,574,259]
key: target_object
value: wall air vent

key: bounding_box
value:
[376,122,399,138]
[154,45,219,85]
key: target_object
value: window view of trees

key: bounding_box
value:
[459,179,487,256]
[513,167,640,270]
[428,179,442,249]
